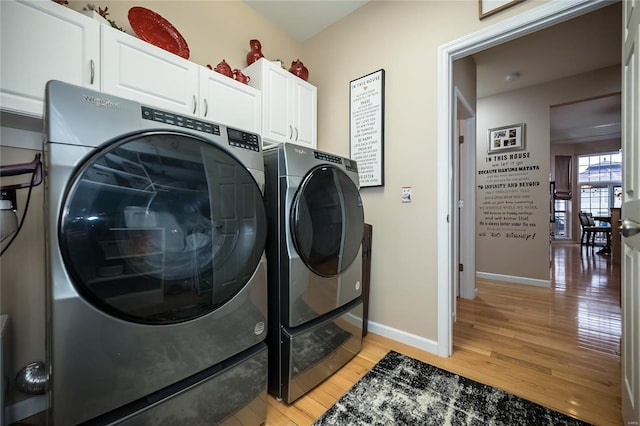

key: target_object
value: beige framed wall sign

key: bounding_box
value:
[487,123,525,154]
[479,0,524,19]
[350,69,385,188]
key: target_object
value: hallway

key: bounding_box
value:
[455,243,621,425]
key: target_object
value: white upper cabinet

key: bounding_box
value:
[243,58,317,148]
[198,68,261,133]
[0,0,261,134]
[101,26,200,117]
[101,26,261,133]
[0,0,100,118]
[291,78,317,147]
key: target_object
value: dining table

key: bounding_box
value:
[593,215,612,254]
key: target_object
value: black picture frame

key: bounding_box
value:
[479,0,525,20]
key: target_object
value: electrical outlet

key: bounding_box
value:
[401,187,412,203]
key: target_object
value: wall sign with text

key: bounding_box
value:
[350,69,385,188]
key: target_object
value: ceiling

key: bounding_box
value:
[472,3,621,99]
[245,1,622,145]
[549,94,621,144]
[243,1,369,43]
[472,2,622,145]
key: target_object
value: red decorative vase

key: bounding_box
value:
[246,39,264,66]
[289,59,308,81]
[213,59,233,78]
[233,69,250,85]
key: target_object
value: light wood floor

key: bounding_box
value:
[267,244,622,426]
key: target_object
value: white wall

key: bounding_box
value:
[454,56,478,111]
[476,65,620,281]
[303,0,542,341]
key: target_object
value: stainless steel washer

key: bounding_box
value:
[263,142,364,403]
[44,81,268,425]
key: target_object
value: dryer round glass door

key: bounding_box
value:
[58,131,267,324]
[290,165,364,277]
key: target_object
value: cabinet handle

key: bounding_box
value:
[192,95,197,114]
[204,99,208,117]
[90,59,95,85]
[289,125,293,140]
[294,127,299,141]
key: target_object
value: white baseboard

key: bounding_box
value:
[5,395,47,424]
[476,272,551,288]
[367,320,439,355]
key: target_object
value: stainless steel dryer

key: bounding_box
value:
[263,142,364,403]
[43,81,268,425]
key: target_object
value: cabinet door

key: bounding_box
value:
[0,0,100,117]
[261,64,292,142]
[199,69,261,132]
[101,26,199,115]
[243,58,317,148]
[291,79,317,148]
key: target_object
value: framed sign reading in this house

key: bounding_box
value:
[350,69,385,188]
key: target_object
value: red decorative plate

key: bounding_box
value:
[128,7,190,59]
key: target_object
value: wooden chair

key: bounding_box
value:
[579,212,612,253]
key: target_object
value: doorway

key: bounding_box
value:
[551,94,622,244]
[437,0,618,356]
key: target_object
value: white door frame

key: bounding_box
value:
[455,88,476,302]
[436,0,612,357]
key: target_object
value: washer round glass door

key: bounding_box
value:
[59,131,267,324]
[291,165,364,277]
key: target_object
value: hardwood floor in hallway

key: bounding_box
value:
[267,243,622,425]
[454,243,621,425]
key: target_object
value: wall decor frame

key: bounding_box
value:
[350,69,385,188]
[479,0,524,20]
[487,123,525,154]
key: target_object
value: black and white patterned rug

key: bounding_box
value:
[313,351,591,426]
